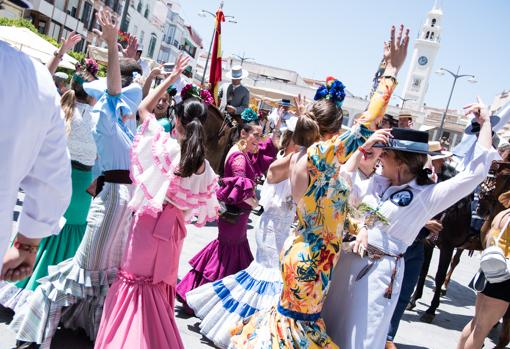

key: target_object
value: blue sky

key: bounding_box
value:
[179,0,509,110]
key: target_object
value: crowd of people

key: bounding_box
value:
[0,8,509,349]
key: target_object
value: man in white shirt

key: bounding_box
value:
[135,47,150,78]
[0,41,72,281]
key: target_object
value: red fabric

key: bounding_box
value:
[209,9,225,104]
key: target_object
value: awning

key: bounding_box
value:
[0,26,77,70]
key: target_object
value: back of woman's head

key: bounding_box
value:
[390,150,433,185]
[60,72,90,135]
[306,99,343,136]
[293,115,320,148]
[119,58,143,88]
[174,97,208,177]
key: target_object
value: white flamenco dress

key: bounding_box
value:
[186,177,296,348]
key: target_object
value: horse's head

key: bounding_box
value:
[478,161,510,219]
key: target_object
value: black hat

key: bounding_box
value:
[373,128,429,154]
[280,99,291,107]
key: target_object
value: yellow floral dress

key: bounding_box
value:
[229,77,396,349]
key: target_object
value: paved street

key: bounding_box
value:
[0,214,507,348]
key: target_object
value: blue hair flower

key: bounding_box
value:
[314,77,346,107]
[314,86,329,101]
[241,108,259,123]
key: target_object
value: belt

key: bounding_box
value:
[71,160,93,172]
[356,244,403,299]
[277,302,321,322]
[86,170,132,197]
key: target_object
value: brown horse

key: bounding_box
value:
[203,105,239,176]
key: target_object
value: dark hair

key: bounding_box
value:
[306,99,343,136]
[230,120,259,144]
[389,150,434,185]
[173,98,207,177]
[119,58,143,88]
[293,115,321,148]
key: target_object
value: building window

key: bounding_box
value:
[140,30,145,44]
[425,31,430,39]
[430,32,435,40]
[54,0,66,11]
[431,18,437,27]
[133,25,138,37]
[137,1,142,12]
[75,39,84,52]
[37,20,47,34]
[89,9,97,31]
[67,0,79,18]
[49,21,62,41]
[144,5,149,18]
[147,33,157,58]
[81,2,92,27]
[121,13,130,32]
[412,77,422,91]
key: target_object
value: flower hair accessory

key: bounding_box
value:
[72,74,85,85]
[314,76,346,107]
[241,108,259,123]
[84,58,99,78]
[181,83,214,106]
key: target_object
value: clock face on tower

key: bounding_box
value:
[418,56,428,66]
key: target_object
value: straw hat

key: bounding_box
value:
[429,141,453,160]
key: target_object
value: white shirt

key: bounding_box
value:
[0,41,72,267]
[347,143,499,249]
[68,102,97,166]
[138,58,150,78]
[172,75,190,104]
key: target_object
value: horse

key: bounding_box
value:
[203,104,240,176]
[407,193,473,323]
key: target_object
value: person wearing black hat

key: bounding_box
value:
[323,99,499,349]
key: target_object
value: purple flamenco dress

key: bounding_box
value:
[176,138,276,309]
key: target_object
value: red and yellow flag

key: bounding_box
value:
[209,8,225,104]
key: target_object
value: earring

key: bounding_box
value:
[237,139,247,152]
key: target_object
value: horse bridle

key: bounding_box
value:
[218,111,238,138]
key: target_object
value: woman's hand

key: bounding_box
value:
[118,35,139,59]
[93,9,119,46]
[363,128,392,151]
[353,226,369,257]
[383,25,410,76]
[294,94,308,116]
[170,54,191,79]
[464,96,490,125]
[425,219,443,234]
[60,31,82,54]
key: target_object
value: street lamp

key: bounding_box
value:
[199,1,236,85]
[434,66,477,140]
[232,52,254,66]
[393,95,415,110]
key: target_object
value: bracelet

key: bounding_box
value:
[13,240,39,254]
[358,146,369,158]
[53,50,64,60]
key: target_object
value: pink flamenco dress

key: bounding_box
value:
[176,137,277,310]
[94,114,219,349]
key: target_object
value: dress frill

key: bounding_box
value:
[228,306,338,349]
[0,223,87,313]
[10,257,117,348]
[187,261,282,348]
[94,271,184,349]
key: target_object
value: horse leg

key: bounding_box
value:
[495,305,510,349]
[408,242,434,310]
[442,248,464,295]
[421,245,454,323]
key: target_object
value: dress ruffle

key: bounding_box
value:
[249,137,277,177]
[176,235,253,305]
[187,262,283,348]
[216,176,255,206]
[129,114,219,226]
[9,258,117,347]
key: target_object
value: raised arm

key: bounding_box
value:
[142,67,167,98]
[47,32,82,76]
[357,25,410,130]
[138,54,191,123]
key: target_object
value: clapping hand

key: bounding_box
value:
[93,9,119,46]
[60,31,82,54]
[294,94,308,116]
[118,35,139,59]
[383,24,410,76]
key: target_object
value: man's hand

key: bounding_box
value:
[425,219,443,235]
[1,246,36,281]
[226,105,236,114]
[383,24,410,76]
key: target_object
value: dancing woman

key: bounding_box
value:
[176,109,279,311]
[229,25,408,349]
[322,98,498,348]
[0,58,99,312]
[94,54,219,349]
[186,117,320,348]
[10,10,143,348]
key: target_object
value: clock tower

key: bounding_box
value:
[402,1,443,112]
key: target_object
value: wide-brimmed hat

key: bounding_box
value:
[465,115,501,134]
[398,111,415,120]
[373,128,429,154]
[429,141,453,160]
[280,99,291,107]
[226,65,249,80]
